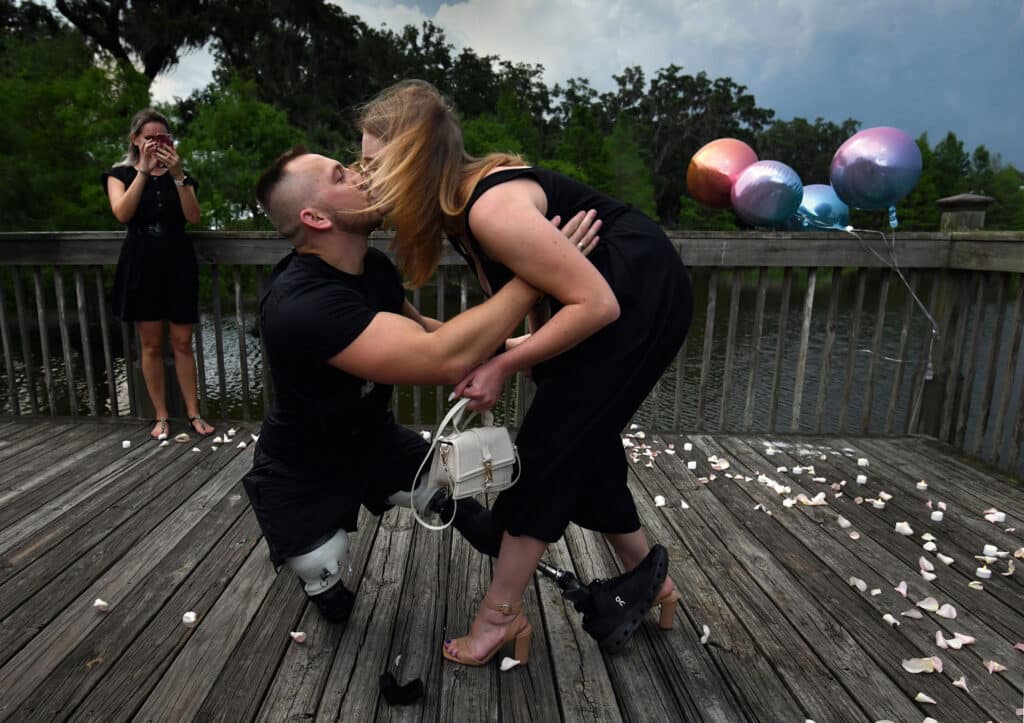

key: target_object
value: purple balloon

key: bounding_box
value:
[830,127,922,210]
[730,160,804,227]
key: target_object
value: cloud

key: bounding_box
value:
[149,0,1023,166]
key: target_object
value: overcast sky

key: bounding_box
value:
[152,0,1024,168]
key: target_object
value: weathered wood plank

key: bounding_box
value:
[73,269,98,415]
[815,268,842,433]
[791,267,816,432]
[885,270,918,434]
[742,268,768,432]
[955,276,987,448]
[971,272,1008,456]
[232,266,251,421]
[563,524,699,722]
[255,509,379,723]
[696,269,717,432]
[838,268,867,433]
[94,267,118,416]
[940,275,973,443]
[12,485,255,721]
[625,467,798,722]
[767,267,793,434]
[0,447,252,714]
[906,271,942,434]
[0,275,19,415]
[706,435,1018,720]
[533,539,623,723]
[133,541,278,721]
[719,269,742,431]
[991,276,1024,464]
[10,269,37,415]
[53,268,78,416]
[211,264,228,413]
[860,271,891,432]
[640,442,889,722]
[32,267,56,414]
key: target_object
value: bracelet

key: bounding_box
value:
[174,176,186,186]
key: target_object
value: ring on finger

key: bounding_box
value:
[577,240,586,250]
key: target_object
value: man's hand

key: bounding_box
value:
[550,209,601,256]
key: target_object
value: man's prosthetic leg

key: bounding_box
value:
[285,530,356,623]
[392,474,671,653]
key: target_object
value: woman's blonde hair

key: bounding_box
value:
[114,108,170,168]
[357,80,524,287]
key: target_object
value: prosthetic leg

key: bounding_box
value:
[285,529,356,623]
[396,481,671,653]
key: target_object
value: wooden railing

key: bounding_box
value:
[1,230,1022,475]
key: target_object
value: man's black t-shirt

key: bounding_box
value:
[257,249,405,468]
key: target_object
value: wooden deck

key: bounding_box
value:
[0,417,1021,722]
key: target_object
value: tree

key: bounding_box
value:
[176,76,305,229]
[0,1,149,230]
[603,115,657,217]
[756,116,861,185]
[54,0,209,79]
[600,65,775,225]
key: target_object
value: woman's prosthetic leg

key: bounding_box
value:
[285,529,356,623]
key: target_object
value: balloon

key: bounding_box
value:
[730,160,803,227]
[796,184,850,229]
[686,138,758,209]
[830,126,922,210]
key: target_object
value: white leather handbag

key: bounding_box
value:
[411,397,519,530]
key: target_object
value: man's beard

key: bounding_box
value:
[331,208,382,236]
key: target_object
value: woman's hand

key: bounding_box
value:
[551,209,601,256]
[453,356,510,411]
[138,140,159,174]
[155,144,184,179]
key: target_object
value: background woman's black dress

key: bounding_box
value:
[101,166,200,323]
[455,167,694,542]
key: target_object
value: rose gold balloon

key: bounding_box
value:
[686,138,759,209]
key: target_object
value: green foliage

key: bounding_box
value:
[603,116,657,218]
[1,0,1014,234]
[0,6,149,231]
[756,116,861,184]
[175,77,306,229]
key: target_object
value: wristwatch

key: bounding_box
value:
[173,175,188,186]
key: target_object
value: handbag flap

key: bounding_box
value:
[440,427,516,478]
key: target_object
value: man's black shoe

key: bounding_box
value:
[572,544,669,653]
[310,581,356,623]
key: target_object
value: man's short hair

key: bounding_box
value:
[256,145,309,235]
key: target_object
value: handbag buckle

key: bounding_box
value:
[483,459,493,483]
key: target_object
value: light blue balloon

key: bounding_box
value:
[796,184,850,230]
[730,160,803,227]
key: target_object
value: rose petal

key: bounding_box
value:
[968,581,984,590]
[901,609,924,619]
[985,659,1007,674]
[919,556,934,572]
[921,533,936,541]
[916,597,939,612]
[894,521,914,536]
[837,515,852,529]
[935,631,948,649]
[182,611,198,627]
[878,491,892,501]
[870,588,881,596]
[902,657,938,673]
[895,581,908,597]
[289,631,306,643]
[849,577,867,592]
[500,656,521,671]
[93,598,109,611]
[920,570,937,582]
[654,495,666,507]
[700,625,711,644]
[952,675,969,692]
[936,604,957,619]
[914,692,936,704]
[952,633,975,646]
[937,553,954,566]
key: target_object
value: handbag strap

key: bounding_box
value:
[409,397,474,531]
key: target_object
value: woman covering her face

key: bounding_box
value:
[103,108,214,440]
[358,80,693,666]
